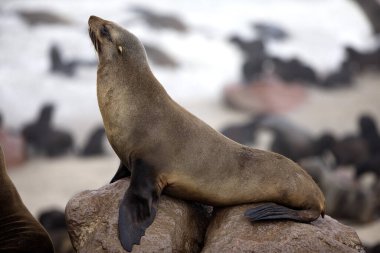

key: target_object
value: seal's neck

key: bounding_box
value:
[97,59,167,103]
[96,57,170,160]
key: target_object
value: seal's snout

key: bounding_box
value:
[88,15,103,26]
[88,16,107,52]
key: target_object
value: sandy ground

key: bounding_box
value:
[7,73,380,247]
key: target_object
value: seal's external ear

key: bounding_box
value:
[118,159,160,252]
[110,161,131,183]
[118,46,123,54]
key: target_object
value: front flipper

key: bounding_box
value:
[118,159,160,252]
[110,161,131,183]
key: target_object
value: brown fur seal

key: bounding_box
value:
[88,15,325,252]
[0,144,54,253]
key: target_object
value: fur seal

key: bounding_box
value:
[49,44,96,77]
[80,126,106,157]
[229,36,266,83]
[222,114,335,161]
[0,144,54,252]
[22,103,74,157]
[88,16,325,252]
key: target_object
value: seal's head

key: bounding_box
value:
[88,15,148,68]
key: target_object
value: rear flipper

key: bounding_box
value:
[244,202,322,223]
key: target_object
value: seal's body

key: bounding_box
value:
[0,145,54,253]
[88,15,325,252]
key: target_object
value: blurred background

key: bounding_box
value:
[1,0,380,252]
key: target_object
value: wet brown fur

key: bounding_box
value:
[89,16,325,219]
[0,145,54,252]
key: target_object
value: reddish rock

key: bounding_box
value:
[0,130,26,168]
[223,77,307,114]
[65,179,209,253]
[65,179,364,252]
[202,204,365,253]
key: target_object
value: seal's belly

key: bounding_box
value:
[163,154,318,208]
[163,170,275,206]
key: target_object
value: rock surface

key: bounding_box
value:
[65,179,209,253]
[223,79,307,114]
[0,129,26,168]
[66,179,364,253]
[202,204,365,253]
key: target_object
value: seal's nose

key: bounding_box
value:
[88,15,102,26]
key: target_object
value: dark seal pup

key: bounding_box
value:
[79,126,106,157]
[88,16,325,252]
[22,103,74,157]
[0,145,54,253]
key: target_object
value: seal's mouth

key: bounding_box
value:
[88,27,101,53]
[88,16,104,53]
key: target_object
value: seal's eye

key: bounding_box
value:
[100,25,112,42]
[100,26,109,36]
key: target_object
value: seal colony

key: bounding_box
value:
[88,16,326,252]
[0,145,54,253]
